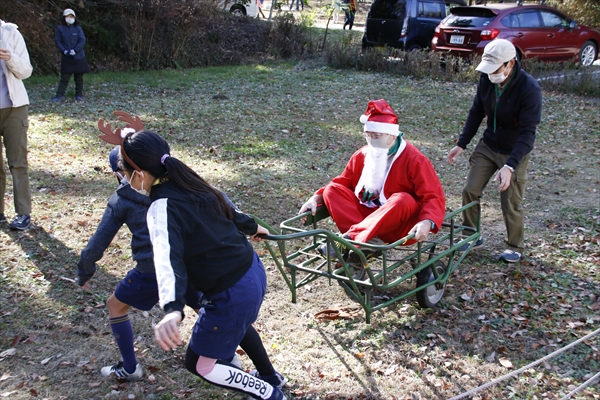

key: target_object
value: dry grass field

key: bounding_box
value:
[0,62,598,399]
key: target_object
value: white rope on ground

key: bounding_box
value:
[560,371,600,400]
[448,328,600,400]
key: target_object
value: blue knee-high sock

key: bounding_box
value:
[109,315,137,373]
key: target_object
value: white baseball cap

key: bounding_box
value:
[63,8,76,17]
[476,39,516,74]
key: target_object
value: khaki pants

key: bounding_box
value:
[462,139,529,252]
[0,106,31,216]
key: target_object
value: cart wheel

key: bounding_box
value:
[416,261,446,308]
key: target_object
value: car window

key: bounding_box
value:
[515,10,541,28]
[418,1,443,18]
[540,10,568,28]
[370,0,407,20]
[443,13,495,27]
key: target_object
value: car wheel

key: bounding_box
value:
[579,41,597,67]
[407,44,422,52]
[230,4,246,16]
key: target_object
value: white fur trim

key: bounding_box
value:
[354,139,407,207]
[359,114,369,124]
[363,121,399,136]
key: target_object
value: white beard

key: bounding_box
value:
[361,146,389,194]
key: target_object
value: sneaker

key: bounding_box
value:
[458,238,483,252]
[498,249,523,263]
[317,234,351,260]
[249,370,288,389]
[269,387,287,400]
[50,96,64,102]
[100,362,143,381]
[345,236,384,264]
[75,95,84,101]
[9,215,30,230]
[0,214,6,223]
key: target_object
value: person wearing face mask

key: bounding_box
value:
[50,8,90,102]
[446,39,542,263]
[299,99,445,254]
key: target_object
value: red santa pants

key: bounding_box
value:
[323,182,420,244]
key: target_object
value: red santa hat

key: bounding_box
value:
[359,99,400,136]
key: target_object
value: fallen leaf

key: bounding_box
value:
[0,349,16,358]
[499,357,513,369]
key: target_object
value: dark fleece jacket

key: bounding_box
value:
[457,59,542,169]
[77,183,153,286]
[147,180,258,316]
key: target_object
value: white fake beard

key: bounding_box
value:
[361,146,389,194]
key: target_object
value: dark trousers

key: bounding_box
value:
[56,73,84,97]
[344,11,355,30]
[462,139,529,252]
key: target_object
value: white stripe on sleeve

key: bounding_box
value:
[147,198,177,309]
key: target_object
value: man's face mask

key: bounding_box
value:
[65,17,75,25]
[365,132,394,149]
[488,62,511,84]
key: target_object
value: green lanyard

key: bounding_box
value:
[493,72,515,132]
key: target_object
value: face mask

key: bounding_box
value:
[488,65,510,84]
[365,133,393,150]
[131,171,150,196]
[65,17,75,25]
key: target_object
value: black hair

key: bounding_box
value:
[120,130,232,219]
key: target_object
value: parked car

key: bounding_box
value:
[220,0,258,17]
[431,1,600,66]
[362,0,467,50]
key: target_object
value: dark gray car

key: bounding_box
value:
[362,0,466,50]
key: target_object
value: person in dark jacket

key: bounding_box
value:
[77,146,203,382]
[447,39,542,263]
[50,8,90,102]
[115,130,287,400]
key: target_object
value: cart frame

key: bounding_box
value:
[255,201,481,323]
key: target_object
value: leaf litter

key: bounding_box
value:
[0,63,598,399]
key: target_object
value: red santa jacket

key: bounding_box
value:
[316,141,446,233]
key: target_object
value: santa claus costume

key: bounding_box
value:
[314,99,445,245]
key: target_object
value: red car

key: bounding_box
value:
[431,1,600,66]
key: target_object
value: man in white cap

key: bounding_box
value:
[300,99,445,252]
[447,39,542,263]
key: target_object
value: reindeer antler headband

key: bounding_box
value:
[97,111,145,171]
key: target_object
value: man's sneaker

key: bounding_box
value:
[50,96,64,102]
[75,95,84,101]
[9,215,30,230]
[249,370,288,389]
[458,238,483,252]
[345,236,384,265]
[100,361,143,381]
[498,249,523,263]
[317,236,351,260]
[0,214,6,223]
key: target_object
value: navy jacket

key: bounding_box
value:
[147,180,258,316]
[55,23,90,74]
[77,183,154,286]
[458,60,542,169]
